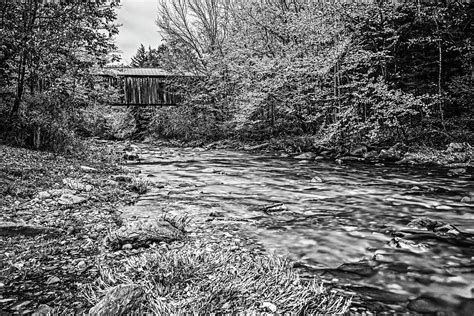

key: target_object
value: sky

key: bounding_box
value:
[115,0,163,65]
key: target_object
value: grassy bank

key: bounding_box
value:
[0,141,350,314]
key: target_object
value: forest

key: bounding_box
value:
[1,0,472,154]
[0,0,473,314]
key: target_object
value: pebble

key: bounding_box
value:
[261,302,277,312]
[77,261,87,270]
[45,276,61,285]
[122,244,133,250]
[461,196,471,203]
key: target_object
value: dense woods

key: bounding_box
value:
[144,0,473,150]
[0,0,120,151]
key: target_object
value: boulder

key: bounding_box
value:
[32,304,53,316]
[449,168,466,176]
[294,152,316,160]
[62,178,86,191]
[38,191,51,200]
[408,295,448,313]
[447,142,471,153]
[378,143,407,161]
[336,262,376,277]
[0,222,62,237]
[106,220,184,250]
[111,175,134,183]
[89,284,145,315]
[350,145,367,157]
[123,152,140,161]
[363,151,379,160]
[58,194,87,205]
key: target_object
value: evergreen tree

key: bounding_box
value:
[131,44,147,67]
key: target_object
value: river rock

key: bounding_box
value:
[310,176,323,183]
[0,222,62,237]
[106,220,184,250]
[408,295,447,313]
[244,143,269,151]
[38,191,51,200]
[336,262,376,277]
[294,152,316,160]
[58,194,87,205]
[364,150,379,159]
[461,196,471,203]
[449,168,466,176]
[45,276,61,285]
[388,237,429,253]
[89,284,145,315]
[111,175,133,183]
[261,302,277,313]
[123,152,140,161]
[447,142,471,153]
[408,217,461,235]
[32,304,53,316]
[62,178,86,191]
[350,145,367,157]
[80,166,98,173]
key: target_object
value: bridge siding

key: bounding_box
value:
[122,76,177,106]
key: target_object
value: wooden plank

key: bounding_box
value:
[110,103,179,107]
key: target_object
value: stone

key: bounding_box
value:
[89,284,145,315]
[310,176,323,183]
[77,261,87,270]
[85,185,93,192]
[58,194,87,205]
[364,151,379,159]
[45,276,61,285]
[38,191,51,200]
[447,142,471,153]
[122,243,133,250]
[449,168,466,176]
[111,175,133,183]
[63,178,86,191]
[80,166,98,173]
[0,222,62,237]
[106,220,184,250]
[244,143,269,151]
[123,152,140,161]
[350,145,367,156]
[408,296,447,313]
[378,143,406,161]
[261,302,277,313]
[337,262,376,277]
[32,304,52,316]
[294,152,316,160]
[461,196,471,203]
[314,156,324,161]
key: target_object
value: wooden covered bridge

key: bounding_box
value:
[95,67,191,106]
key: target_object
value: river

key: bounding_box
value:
[126,144,474,313]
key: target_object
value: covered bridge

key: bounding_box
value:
[96,68,191,106]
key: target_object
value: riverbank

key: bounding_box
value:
[0,142,350,314]
[148,136,473,169]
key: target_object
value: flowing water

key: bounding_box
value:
[128,145,474,313]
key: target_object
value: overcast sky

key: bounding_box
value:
[116,0,163,65]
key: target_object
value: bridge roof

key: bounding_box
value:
[95,67,194,77]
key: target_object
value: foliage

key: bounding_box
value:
[131,43,170,68]
[150,0,473,148]
[0,1,120,151]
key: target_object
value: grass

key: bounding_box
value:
[86,242,350,314]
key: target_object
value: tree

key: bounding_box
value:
[0,0,120,150]
[131,44,147,67]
